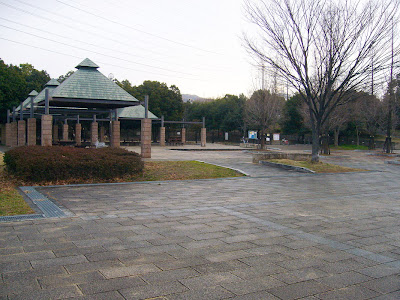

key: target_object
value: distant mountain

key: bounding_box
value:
[182,94,202,102]
[182,94,213,103]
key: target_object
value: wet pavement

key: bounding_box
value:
[1,145,400,299]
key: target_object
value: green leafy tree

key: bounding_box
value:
[117,80,183,120]
[57,70,75,83]
[281,94,309,136]
[0,60,49,121]
[185,94,246,132]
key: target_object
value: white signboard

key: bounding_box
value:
[273,133,280,141]
[225,132,229,141]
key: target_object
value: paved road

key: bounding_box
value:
[2,147,400,299]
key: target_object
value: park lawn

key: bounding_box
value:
[0,153,35,216]
[0,157,243,216]
[132,161,244,181]
[269,158,365,173]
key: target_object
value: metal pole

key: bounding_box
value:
[202,117,205,128]
[45,89,49,115]
[12,107,16,122]
[19,102,23,120]
[93,114,96,122]
[144,95,149,119]
[7,109,10,123]
[77,115,80,124]
[161,115,164,127]
[30,97,34,118]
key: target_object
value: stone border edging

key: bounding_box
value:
[194,160,250,176]
[259,160,315,173]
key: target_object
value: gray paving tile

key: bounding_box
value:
[316,285,381,300]
[119,280,188,299]
[166,285,234,300]
[268,280,332,300]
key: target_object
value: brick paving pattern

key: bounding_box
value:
[1,146,400,299]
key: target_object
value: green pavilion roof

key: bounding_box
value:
[28,90,39,97]
[33,79,60,105]
[48,58,139,109]
[117,105,159,119]
[16,90,38,111]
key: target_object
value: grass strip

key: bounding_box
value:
[132,161,244,181]
[0,153,34,216]
[268,159,365,173]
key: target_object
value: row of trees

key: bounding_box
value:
[282,85,400,148]
[0,60,50,121]
[244,0,399,161]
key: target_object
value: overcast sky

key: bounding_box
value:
[0,0,263,98]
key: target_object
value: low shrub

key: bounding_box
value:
[4,146,144,183]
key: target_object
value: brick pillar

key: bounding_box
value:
[141,118,152,158]
[53,124,59,142]
[111,120,120,148]
[41,115,52,146]
[62,124,69,141]
[0,124,5,145]
[27,118,36,146]
[17,120,26,146]
[99,126,105,142]
[181,128,186,145]
[10,122,18,147]
[91,121,98,145]
[201,128,206,147]
[5,123,11,147]
[160,127,166,146]
[75,123,82,146]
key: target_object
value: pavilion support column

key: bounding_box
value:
[53,124,59,143]
[41,115,52,146]
[0,124,5,145]
[111,120,120,148]
[17,120,26,146]
[201,128,206,147]
[62,123,69,141]
[181,128,186,145]
[5,123,11,147]
[99,126,105,142]
[160,127,166,146]
[91,121,98,145]
[10,121,18,147]
[27,118,36,146]
[75,123,82,146]
[141,119,152,158]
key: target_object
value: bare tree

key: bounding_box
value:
[245,90,284,149]
[244,0,398,162]
[325,104,351,148]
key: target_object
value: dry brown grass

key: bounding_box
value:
[268,159,366,173]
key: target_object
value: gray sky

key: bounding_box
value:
[0,0,259,98]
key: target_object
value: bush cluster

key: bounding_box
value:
[4,146,144,182]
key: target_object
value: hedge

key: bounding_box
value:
[4,146,144,182]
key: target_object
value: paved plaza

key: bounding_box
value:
[2,145,400,299]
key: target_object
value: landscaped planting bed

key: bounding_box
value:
[4,146,144,182]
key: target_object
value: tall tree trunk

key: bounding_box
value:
[334,128,339,147]
[260,128,266,149]
[310,110,320,162]
[356,127,359,146]
[311,125,320,162]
